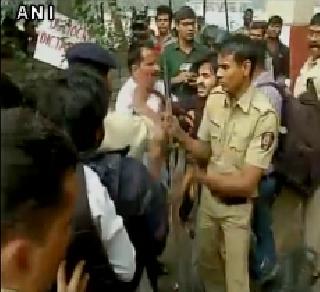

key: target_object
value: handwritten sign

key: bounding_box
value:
[33,12,90,69]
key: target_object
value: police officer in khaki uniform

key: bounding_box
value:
[164,35,279,292]
[293,13,320,291]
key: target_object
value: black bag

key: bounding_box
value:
[273,79,320,196]
[257,79,320,195]
[85,151,169,291]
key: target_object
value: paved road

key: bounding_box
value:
[138,189,306,292]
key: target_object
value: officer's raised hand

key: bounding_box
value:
[161,113,185,141]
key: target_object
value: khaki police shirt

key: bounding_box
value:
[294,57,320,99]
[198,85,279,197]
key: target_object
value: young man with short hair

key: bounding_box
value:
[155,5,175,52]
[235,8,254,36]
[249,21,274,76]
[163,35,278,292]
[161,6,209,102]
[266,15,290,81]
[1,107,81,292]
[250,21,267,41]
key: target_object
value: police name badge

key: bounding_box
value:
[261,132,275,151]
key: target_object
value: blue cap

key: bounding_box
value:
[66,43,117,72]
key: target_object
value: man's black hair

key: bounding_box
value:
[128,40,155,73]
[251,21,267,32]
[192,52,218,74]
[156,5,173,22]
[245,8,253,15]
[310,13,320,26]
[220,35,258,77]
[1,73,23,109]
[268,15,283,26]
[25,67,107,152]
[175,6,196,23]
[1,107,78,244]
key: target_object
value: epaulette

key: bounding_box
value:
[251,90,276,115]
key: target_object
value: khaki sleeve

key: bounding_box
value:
[245,111,278,170]
[197,104,211,142]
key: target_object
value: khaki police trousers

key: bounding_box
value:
[196,187,252,292]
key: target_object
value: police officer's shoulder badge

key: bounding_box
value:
[261,132,275,151]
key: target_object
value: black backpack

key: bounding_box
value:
[258,79,320,196]
[60,164,132,292]
[84,150,169,290]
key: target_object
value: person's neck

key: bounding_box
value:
[178,38,193,54]
[267,37,279,46]
[229,79,251,101]
[159,31,169,41]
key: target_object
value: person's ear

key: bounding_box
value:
[132,64,139,74]
[243,60,252,78]
[2,239,31,273]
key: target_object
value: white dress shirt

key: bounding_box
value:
[115,77,177,114]
[83,165,136,282]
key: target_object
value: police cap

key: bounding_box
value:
[66,43,117,74]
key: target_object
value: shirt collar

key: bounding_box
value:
[158,33,172,43]
[174,40,198,51]
[224,85,254,113]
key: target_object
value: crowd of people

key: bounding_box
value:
[1,4,320,292]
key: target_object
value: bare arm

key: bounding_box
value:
[178,129,212,161]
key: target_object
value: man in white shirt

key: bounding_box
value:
[115,41,178,115]
[294,13,320,99]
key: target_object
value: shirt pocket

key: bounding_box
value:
[228,125,251,168]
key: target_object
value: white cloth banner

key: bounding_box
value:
[33,12,90,69]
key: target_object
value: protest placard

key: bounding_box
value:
[33,11,90,69]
